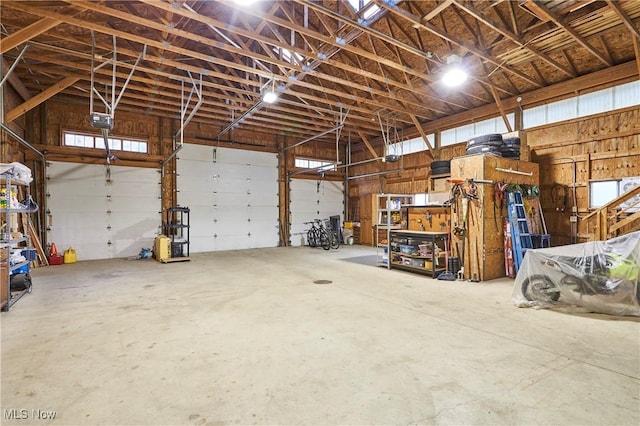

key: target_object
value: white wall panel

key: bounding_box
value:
[177,144,279,252]
[289,179,344,246]
[47,162,160,260]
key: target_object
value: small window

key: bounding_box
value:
[295,157,336,171]
[590,180,620,208]
[63,131,147,153]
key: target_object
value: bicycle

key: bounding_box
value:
[304,221,321,248]
[304,219,339,250]
[322,219,340,250]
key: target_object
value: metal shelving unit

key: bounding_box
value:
[165,206,190,261]
[1,165,36,311]
[375,194,414,268]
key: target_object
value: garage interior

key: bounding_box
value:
[1,1,639,425]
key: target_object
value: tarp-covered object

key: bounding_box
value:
[513,231,640,316]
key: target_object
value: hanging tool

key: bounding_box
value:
[471,238,480,282]
[437,237,456,281]
[493,181,507,232]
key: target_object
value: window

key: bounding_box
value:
[273,47,305,65]
[590,180,619,208]
[387,134,435,155]
[295,157,336,171]
[63,131,148,154]
[347,0,381,20]
[523,81,640,129]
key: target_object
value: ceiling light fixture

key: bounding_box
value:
[442,54,468,87]
[262,78,278,104]
[233,0,258,5]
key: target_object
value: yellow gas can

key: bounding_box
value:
[154,235,171,262]
[63,247,77,263]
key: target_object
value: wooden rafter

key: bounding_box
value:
[5,76,78,122]
[373,0,540,89]
[409,115,434,155]
[521,0,612,67]
[0,17,60,54]
[452,0,576,78]
[605,0,640,40]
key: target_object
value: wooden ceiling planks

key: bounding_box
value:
[1,0,638,153]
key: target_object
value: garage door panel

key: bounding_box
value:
[48,178,106,196]
[178,144,278,253]
[179,191,215,206]
[213,235,250,251]
[47,162,160,260]
[107,181,160,197]
[289,179,343,247]
[178,160,215,176]
[212,216,248,230]
[48,196,108,213]
[177,144,213,161]
[215,148,276,167]
[214,193,249,206]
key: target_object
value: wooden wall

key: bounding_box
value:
[348,106,640,250]
[6,95,640,252]
[529,106,640,245]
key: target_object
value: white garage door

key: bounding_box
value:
[177,144,279,252]
[47,162,161,260]
[289,179,344,246]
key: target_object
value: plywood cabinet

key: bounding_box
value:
[450,154,539,281]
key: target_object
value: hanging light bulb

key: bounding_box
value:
[442,54,468,87]
[262,78,278,104]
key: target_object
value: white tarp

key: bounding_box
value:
[513,231,640,316]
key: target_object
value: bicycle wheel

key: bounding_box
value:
[319,229,331,250]
[307,229,317,247]
[330,230,340,249]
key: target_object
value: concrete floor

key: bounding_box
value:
[1,245,639,426]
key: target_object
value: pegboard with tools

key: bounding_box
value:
[449,154,540,281]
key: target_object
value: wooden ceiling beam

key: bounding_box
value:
[521,0,612,67]
[605,0,640,40]
[16,52,380,131]
[0,17,61,54]
[419,0,454,23]
[66,0,449,118]
[451,0,576,78]
[357,131,382,162]
[409,115,434,156]
[136,0,481,112]
[5,76,78,122]
[373,0,540,89]
[10,2,433,122]
[1,59,32,101]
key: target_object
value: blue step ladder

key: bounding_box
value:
[507,191,533,273]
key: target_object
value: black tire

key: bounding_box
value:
[500,148,520,158]
[330,232,340,249]
[320,230,331,250]
[430,160,450,176]
[502,136,521,148]
[467,133,503,148]
[431,167,450,176]
[466,145,502,156]
[522,275,561,303]
[307,229,317,247]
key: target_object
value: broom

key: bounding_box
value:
[437,236,456,281]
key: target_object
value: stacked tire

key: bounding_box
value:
[466,133,503,156]
[500,136,520,159]
[430,159,450,176]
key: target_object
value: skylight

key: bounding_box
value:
[347,0,381,20]
[274,47,305,65]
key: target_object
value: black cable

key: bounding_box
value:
[551,184,568,213]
